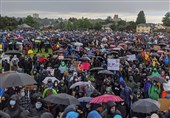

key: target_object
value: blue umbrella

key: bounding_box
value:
[78,97,92,103]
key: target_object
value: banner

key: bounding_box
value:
[127,54,136,61]
[107,59,120,70]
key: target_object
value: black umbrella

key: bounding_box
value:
[0,71,36,88]
[80,57,90,61]
[90,67,104,72]
[148,76,166,84]
[53,50,64,54]
[78,97,92,103]
[131,98,160,113]
[5,50,22,56]
[44,93,79,105]
[98,70,113,75]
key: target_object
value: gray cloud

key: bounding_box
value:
[1,0,169,23]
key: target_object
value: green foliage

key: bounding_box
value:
[136,10,146,24]
[93,22,102,30]
[24,15,39,28]
[0,16,18,30]
[162,12,170,26]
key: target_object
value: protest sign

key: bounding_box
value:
[107,59,120,70]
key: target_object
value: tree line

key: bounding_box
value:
[0,11,169,31]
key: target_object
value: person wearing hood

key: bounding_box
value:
[59,61,68,78]
[28,99,47,117]
[3,95,25,118]
[11,55,19,71]
[120,80,132,118]
[87,104,102,118]
[127,76,137,90]
[62,104,78,118]
[151,68,160,76]
[101,101,121,118]
[42,79,57,98]
[148,81,161,100]
[58,80,68,93]
[40,112,54,118]
[19,88,31,110]
[144,78,152,98]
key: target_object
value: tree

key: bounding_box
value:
[105,16,113,24]
[136,10,146,24]
[110,23,116,30]
[93,22,102,30]
[126,21,136,31]
[162,12,170,26]
[24,15,39,28]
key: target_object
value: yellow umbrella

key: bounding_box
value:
[0,44,2,49]
[28,50,33,55]
[35,40,41,43]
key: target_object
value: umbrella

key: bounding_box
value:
[78,97,92,103]
[0,71,36,88]
[107,51,119,55]
[148,76,166,84]
[5,50,21,55]
[80,57,90,61]
[43,77,60,84]
[157,50,164,54]
[38,57,49,63]
[44,93,79,105]
[73,42,83,47]
[53,50,64,54]
[131,98,160,113]
[28,50,33,55]
[98,70,113,75]
[70,81,91,89]
[90,94,123,103]
[90,67,104,72]
[34,40,41,43]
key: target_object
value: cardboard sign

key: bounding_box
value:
[107,59,120,70]
[127,54,136,61]
[158,98,170,111]
[154,46,161,51]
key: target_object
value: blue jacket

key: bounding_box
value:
[66,111,78,118]
[87,110,102,118]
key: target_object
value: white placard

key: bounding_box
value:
[107,59,120,70]
[127,54,136,61]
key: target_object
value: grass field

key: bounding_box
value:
[29,48,53,58]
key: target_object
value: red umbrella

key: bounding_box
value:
[90,94,123,103]
[38,57,49,63]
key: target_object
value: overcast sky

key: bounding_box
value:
[0,0,169,23]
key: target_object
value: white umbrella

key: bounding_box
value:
[74,42,83,47]
[43,77,60,84]
[163,80,170,91]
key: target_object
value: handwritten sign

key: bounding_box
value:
[127,54,136,61]
[107,59,120,70]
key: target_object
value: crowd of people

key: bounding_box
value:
[0,30,170,118]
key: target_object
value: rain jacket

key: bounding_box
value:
[102,101,121,118]
[59,61,68,74]
[87,110,102,118]
[3,95,24,118]
[151,68,160,76]
[62,104,77,118]
[66,111,79,118]
[148,84,161,100]
[164,56,170,65]
[42,88,57,98]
